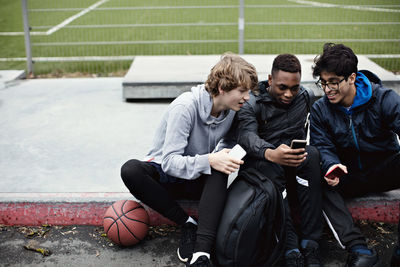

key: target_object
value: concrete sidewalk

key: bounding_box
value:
[0,76,169,225]
[0,53,400,227]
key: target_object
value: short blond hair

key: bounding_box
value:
[205,53,258,96]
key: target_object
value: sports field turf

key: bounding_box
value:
[0,0,399,75]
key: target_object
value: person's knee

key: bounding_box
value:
[306,145,320,161]
[210,169,228,180]
[298,146,322,186]
[121,159,142,184]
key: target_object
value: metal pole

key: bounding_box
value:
[238,0,244,54]
[22,0,33,75]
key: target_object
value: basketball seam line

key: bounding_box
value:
[104,200,150,245]
[114,200,146,244]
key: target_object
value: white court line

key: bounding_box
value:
[289,0,400,12]
[46,0,109,35]
[0,56,135,62]
[0,31,46,36]
[0,0,108,36]
[1,54,399,62]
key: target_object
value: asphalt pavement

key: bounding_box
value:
[0,222,397,267]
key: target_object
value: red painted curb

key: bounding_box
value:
[347,199,399,223]
[0,202,110,226]
[0,201,199,226]
[0,193,398,226]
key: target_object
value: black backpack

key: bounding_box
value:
[215,168,286,267]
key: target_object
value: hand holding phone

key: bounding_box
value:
[325,165,347,180]
[290,139,307,155]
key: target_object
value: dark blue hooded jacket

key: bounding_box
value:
[310,70,400,174]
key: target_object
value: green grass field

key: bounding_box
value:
[0,0,399,75]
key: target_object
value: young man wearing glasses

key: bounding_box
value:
[235,54,324,267]
[310,43,400,267]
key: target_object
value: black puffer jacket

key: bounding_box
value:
[310,70,400,174]
[236,81,310,160]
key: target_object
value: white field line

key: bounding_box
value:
[45,0,109,35]
[0,56,135,62]
[0,31,46,36]
[1,55,399,63]
[247,38,400,42]
[28,4,400,11]
[30,5,238,11]
[289,0,400,13]
[0,0,108,36]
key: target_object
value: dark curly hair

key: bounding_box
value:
[271,54,301,76]
[313,43,358,79]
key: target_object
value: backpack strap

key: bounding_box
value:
[302,86,313,141]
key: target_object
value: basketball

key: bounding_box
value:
[103,200,149,246]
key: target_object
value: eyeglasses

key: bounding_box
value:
[315,77,346,91]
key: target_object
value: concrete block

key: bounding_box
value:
[122,55,400,99]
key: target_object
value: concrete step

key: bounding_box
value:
[1,191,398,226]
[123,55,400,99]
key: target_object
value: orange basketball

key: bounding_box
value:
[103,200,149,246]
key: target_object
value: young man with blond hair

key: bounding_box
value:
[121,53,258,266]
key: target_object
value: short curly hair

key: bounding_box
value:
[271,54,301,76]
[313,43,358,79]
[205,53,258,96]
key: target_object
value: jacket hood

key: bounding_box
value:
[351,71,372,109]
[358,69,382,85]
[191,84,230,125]
[341,71,373,114]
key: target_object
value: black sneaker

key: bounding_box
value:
[346,249,380,267]
[301,240,323,267]
[391,246,400,267]
[186,255,212,267]
[177,221,197,263]
[285,251,305,267]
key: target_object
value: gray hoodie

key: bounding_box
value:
[144,84,236,180]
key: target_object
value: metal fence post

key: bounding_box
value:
[22,0,33,75]
[238,0,244,54]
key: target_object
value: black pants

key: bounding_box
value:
[120,159,228,253]
[243,145,323,250]
[322,152,400,250]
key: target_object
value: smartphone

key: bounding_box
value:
[290,139,307,155]
[228,144,247,160]
[325,166,346,179]
[290,139,307,149]
[227,144,247,188]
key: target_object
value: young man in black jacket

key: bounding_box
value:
[235,54,323,267]
[310,43,400,267]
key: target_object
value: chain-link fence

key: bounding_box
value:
[1,0,399,75]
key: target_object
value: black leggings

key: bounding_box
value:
[120,159,228,253]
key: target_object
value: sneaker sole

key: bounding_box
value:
[177,248,189,263]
